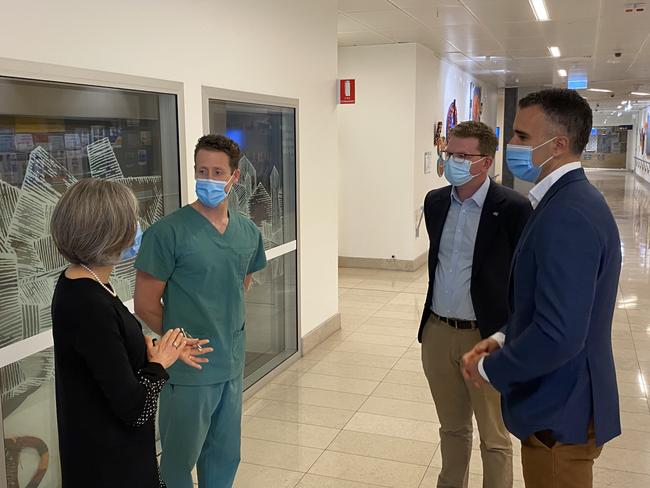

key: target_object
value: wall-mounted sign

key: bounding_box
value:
[338,79,355,104]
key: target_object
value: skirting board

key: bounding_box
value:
[339,252,427,272]
[301,313,342,354]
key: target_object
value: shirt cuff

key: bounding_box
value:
[478,356,490,383]
[490,331,506,348]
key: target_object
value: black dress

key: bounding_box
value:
[52,273,168,488]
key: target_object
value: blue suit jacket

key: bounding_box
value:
[484,169,622,446]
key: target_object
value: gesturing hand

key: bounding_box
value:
[460,337,501,389]
[461,351,487,389]
[145,328,186,369]
[179,339,213,370]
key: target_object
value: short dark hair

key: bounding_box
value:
[450,121,498,157]
[194,134,241,171]
[518,88,592,154]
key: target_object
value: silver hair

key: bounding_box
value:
[51,178,138,266]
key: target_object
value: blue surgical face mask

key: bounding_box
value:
[196,174,235,208]
[506,138,556,183]
[121,222,142,261]
[444,156,486,187]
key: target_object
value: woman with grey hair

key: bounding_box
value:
[50,178,212,488]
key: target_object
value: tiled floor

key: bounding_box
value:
[234,171,650,488]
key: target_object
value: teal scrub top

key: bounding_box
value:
[135,205,267,385]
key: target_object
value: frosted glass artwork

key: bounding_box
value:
[0,138,164,404]
[231,155,285,252]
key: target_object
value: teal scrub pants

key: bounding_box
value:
[159,376,243,488]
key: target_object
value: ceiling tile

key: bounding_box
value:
[338,14,370,33]
[338,31,394,46]
[484,22,544,40]
[391,0,458,8]
[434,23,494,42]
[539,20,597,45]
[596,29,650,54]
[378,28,421,43]
[449,38,505,55]
[405,6,477,26]
[546,0,599,22]
[338,0,393,13]
[347,9,422,30]
[462,0,536,23]
[505,47,552,58]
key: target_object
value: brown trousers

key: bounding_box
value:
[421,316,513,488]
[521,424,603,488]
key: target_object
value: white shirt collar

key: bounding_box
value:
[528,162,582,209]
[451,176,491,208]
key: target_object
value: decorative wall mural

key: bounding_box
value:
[434,121,443,148]
[469,82,483,122]
[446,100,458,139]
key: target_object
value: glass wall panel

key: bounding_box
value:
[0,76,181,348]
[244,251,298,389]
[209,100,297,249]
[1,348,59,488]
[0,75,182,487]
[208,98,298,385]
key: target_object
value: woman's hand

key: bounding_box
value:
[179,339,213,370]
[145,328,186,369]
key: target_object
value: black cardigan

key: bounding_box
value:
[52,273,168,488]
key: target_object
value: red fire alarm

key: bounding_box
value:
[339,79,355,104]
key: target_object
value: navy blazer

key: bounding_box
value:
[418,179,532,340]
[483,169,622,446]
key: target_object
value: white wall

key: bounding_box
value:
[1,0,339,336]
[338,44,417,261]
[339,43,498,263]
[413,44,498,259]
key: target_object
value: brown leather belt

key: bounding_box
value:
[432,312,478,330]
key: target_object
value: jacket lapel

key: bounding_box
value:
[506,168,588,305]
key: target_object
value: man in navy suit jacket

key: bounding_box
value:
[462,89,622,488]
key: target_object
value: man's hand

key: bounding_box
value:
[461,351,487,389]
[460,338,500,389]
[469,337,501,356]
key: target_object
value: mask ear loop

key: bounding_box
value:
[224,172,237,196]
[532,137,558,168]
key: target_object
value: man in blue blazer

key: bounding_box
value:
[462,88,621,488]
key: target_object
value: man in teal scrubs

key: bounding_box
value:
[134,134,267,488]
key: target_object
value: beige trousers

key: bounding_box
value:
[421,316,513,488]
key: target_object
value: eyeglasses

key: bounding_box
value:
[439,151,487,163]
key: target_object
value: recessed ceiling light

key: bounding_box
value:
[587,88,613,93]
[631,91,650,96]
[558,69,567,77]
[529,0,550,21]
[548,46,561,57]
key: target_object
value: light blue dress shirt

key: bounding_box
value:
[431,177,491,321]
